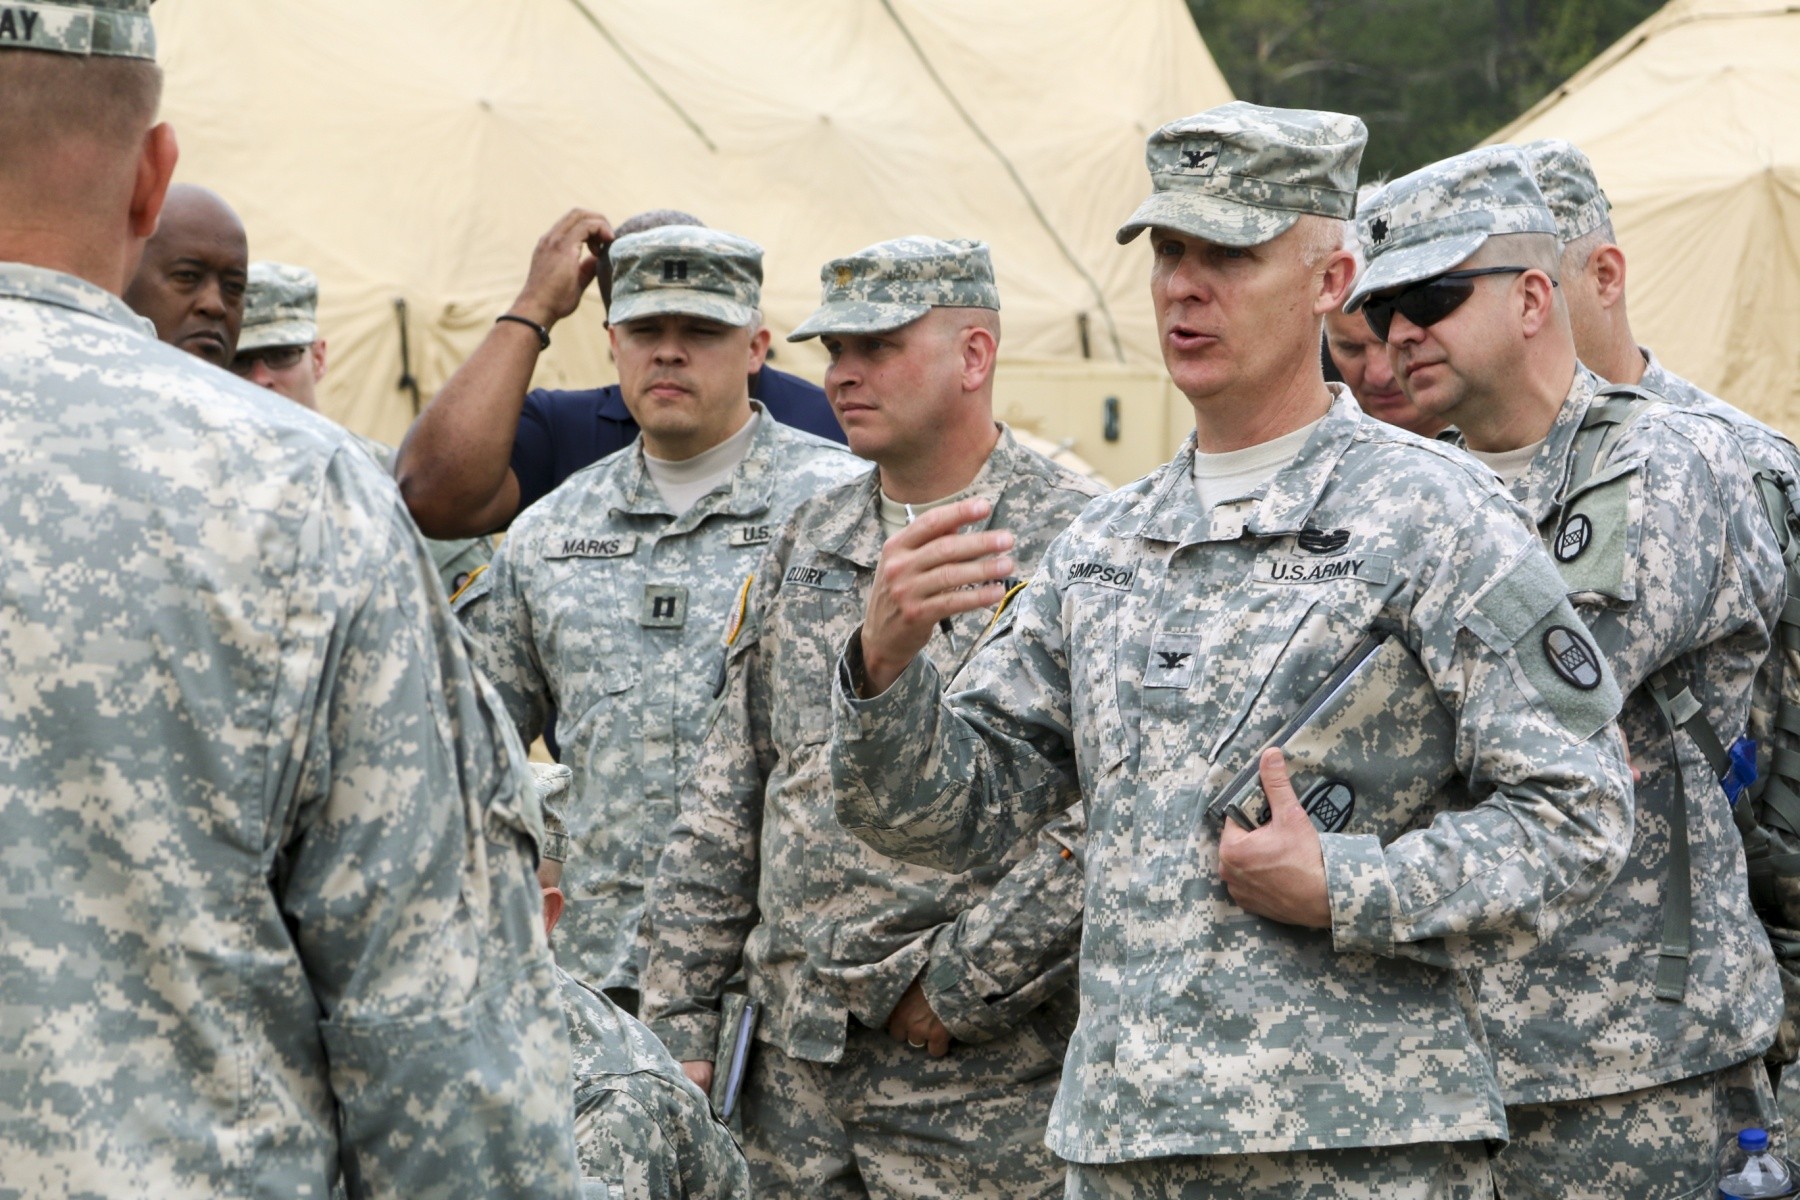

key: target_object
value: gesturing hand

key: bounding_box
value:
[1216,748,1331,929]
[886,977,952,1057]
[857,498,1015,697]
[509,208,615,329]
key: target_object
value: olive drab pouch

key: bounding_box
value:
[1204,632,1461,838]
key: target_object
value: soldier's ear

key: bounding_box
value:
[129,122,179,242]
[747,324,771,374]
[1590,244,1627,310]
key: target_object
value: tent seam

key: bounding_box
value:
[876,0,1127,363]
[563,0,718,153]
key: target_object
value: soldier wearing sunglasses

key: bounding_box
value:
[1349,146,1787,1199]
[231,261,329,408]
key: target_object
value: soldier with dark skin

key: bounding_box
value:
[122,181,247,367]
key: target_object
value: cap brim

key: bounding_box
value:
[608,290,755,328]
[1344,232,1487,313]
[236,319,317,353]
[786,299,931,342]
[1116,190,1301,248]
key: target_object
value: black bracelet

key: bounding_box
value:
[495,313,550,350]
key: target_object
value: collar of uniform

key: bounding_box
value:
[1498,366,1600,524]
[1638,345,1672,396]
[0,261,152,335]
[811,423,1016,569]
[1117,388,1357,546]
[613,400,780,527]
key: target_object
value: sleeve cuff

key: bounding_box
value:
[1321,832,1399,958]
[921,945,1014,1045]
[644,1011,720,1065]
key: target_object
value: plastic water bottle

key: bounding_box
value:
[1718,1128,1791,1198]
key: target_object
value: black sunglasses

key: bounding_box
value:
[1360,267,1547,343]
[228,343,308,376]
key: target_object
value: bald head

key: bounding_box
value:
[124,185,249,367]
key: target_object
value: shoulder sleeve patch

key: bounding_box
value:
[1552,464,1639,603]
[449,562,490,609]
[1462,549,1621,741]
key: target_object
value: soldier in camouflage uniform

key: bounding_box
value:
[638,237,1100,1198]
[235,260,494,598]
[1349,145,1785,1198]
[826,103,1635,1198]
[457,225,862,1011]
[1528,139,1800,1128]
[530,765,752,1200]
[0,4,578,1195]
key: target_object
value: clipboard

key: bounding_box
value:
[709,993,759,1122]
[1203,632,1460,838]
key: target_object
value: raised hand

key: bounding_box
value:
[857,497,1015,697]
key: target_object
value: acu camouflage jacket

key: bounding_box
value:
[830,390,1634,1162]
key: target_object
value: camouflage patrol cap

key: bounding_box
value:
[1116,102,1367,248]
[0,0,156,60]
[528,762,572,864]
[1344,145,1558,313]
[787,236,999,342]
[607,226,762,328]
[1521,138,1613,245]
[237,261,319,353]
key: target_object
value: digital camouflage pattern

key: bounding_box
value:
[739,1021,1065,1200]
[1065,1139,1495,1200]
[1345,145,1559,312]
[606,226,763,329]
[640,428,1098,1068]
[1637,354,1800,1087]
[1459,366,1784,1105]
[0,0,155,59]
[830,390,1634,1162]
[1115,102,1365,248]
[456,407,862,994]
[238,260,320,353]
[556,968,752,1200]
[1520,138,1614,244]
[0,262,577,1197]
[1492,1057,1779,1200]
[785,236,999,341]
[350,435,494,602]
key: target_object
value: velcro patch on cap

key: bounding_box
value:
[1172,143,1221,176]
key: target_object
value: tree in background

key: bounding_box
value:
[1188,0,1665,179]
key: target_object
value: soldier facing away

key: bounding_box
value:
[0,3,578,1196]
[455,225,863,1013]
[639,236,1100,1198]
[1349,145,1787,1197]
[532,765,753,1200]
[233,260,494,599]
[825,102,1635,1198]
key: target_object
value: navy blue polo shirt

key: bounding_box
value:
[509,365,845,514]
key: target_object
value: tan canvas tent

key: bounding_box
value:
[1492,0,1800,435]
[152,0,1231,483]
